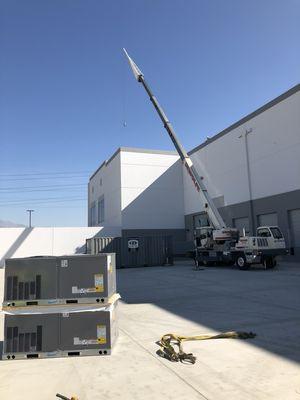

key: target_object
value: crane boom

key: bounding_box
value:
[123,49,226,230]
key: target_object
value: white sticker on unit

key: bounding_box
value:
[107,255,112,272]
[74,337,98,345]
[62,312,69,318]
[61,259,68,268]
[72,286,98,294]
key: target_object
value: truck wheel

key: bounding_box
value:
[236,255,249,270]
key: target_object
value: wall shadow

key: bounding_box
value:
[88,161,300,364]
[120,161,187,254]
[0,228,33,268]
[117,262,300,365]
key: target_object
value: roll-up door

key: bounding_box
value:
[257,212,278,227]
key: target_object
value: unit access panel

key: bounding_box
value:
[57,254,116,305]
[59,302,118,357]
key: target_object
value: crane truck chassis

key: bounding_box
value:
[124,49,288,270]
[194,225,288,270]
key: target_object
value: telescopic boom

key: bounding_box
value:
[123,49,226,230]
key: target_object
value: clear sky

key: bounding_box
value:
[1,0,299,227]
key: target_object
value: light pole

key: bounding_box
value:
[239,128,255,235]
[26,209,34,227]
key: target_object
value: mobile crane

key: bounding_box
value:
[124,49,287,270]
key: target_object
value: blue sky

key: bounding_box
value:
[1,0,299,226]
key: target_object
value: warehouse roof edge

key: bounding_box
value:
[90,83,300,181]
[189,83,300,155]
[89,147,178,181]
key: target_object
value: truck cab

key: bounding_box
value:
[256,226,286,250]
[236,226,286,252]
[234,226,288,269]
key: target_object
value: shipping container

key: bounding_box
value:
[86,236,173,268]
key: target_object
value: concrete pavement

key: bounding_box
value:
[0,261,299,400]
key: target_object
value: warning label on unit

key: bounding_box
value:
[94,274,104,292]
[97,324,107,344]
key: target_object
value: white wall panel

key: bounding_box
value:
[184,90,300,216]
[120,151,184,229]
[247,93,300,199]
[0,227,120,267]
[0,228,25,263]
[89,153,122,228]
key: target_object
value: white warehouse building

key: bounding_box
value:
[88,84,300,259]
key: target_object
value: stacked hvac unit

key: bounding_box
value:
[2,254,119,360]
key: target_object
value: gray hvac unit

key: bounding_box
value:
[86,236,173,268]
[3,301,118,360]
[4,254,116,307]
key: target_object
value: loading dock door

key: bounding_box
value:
[233,217,250,235]
[257,213,278,227]
[288,209,300,257]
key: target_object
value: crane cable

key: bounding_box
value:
[157,331,256,364]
